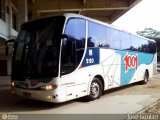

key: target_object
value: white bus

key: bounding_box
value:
[10,13,157,103]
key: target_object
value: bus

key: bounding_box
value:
[10,13,157,103]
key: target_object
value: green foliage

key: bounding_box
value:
[137,28,160,51]
[137,28,160,61]
[136,28,160,41]
[157,52,160,58]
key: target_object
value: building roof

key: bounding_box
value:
[27,0,142,23]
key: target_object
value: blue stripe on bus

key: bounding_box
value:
[116,50,154,85]
[82,48,100,67]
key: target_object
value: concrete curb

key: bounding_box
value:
[135,99,160,114]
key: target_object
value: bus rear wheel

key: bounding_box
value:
[141,70,149,84]
[87,78,103,101]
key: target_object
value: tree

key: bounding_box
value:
[137,28,160,41]
[137,28,160,61]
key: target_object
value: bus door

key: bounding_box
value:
[60,18,87,100]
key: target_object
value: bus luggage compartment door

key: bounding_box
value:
[66,84,87,100]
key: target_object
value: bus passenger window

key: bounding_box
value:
[88,21,106,48]
[106,28,121,49]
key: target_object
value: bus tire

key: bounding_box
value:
[87,78,103,101]
[141,70,149,84]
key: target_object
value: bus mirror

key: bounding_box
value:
[61,34,68,42]
[61,34,75,55]
[5,39,15,56]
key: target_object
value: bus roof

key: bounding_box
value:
[22,13,155,43]
[63,13,155,43]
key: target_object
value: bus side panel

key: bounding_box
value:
[75,65,104,97]
[99,48,155,89]
[99,49,121,90]
[59,72,88,101]
[116,50,154,85]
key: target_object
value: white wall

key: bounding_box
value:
[0,19,9,39]
[0,19,18,40]
[0,0,18,40]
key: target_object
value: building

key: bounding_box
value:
[0,0,18,76]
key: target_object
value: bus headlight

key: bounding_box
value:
[41,84,57,90]
[11,81,15,87]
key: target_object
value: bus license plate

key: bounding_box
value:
[23,92,31,97]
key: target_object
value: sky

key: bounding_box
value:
[112,0,160,34]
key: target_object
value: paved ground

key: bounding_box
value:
[140,73,160,115]
[0,74,160,120]
[143,101,160,114]
[0,75,160,120]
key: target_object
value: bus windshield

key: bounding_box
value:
[12,16,65,80]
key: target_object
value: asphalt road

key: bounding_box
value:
[0,75,160,120]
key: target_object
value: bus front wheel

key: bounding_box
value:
[87,78,103,101]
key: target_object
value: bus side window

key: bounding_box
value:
[107,28,121,50]
[88,21,106,48]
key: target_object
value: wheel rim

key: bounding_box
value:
[90,82,100,98]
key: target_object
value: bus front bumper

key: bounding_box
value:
[11,87,63,103]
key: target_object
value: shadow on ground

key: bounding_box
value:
[0,82,142,113]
